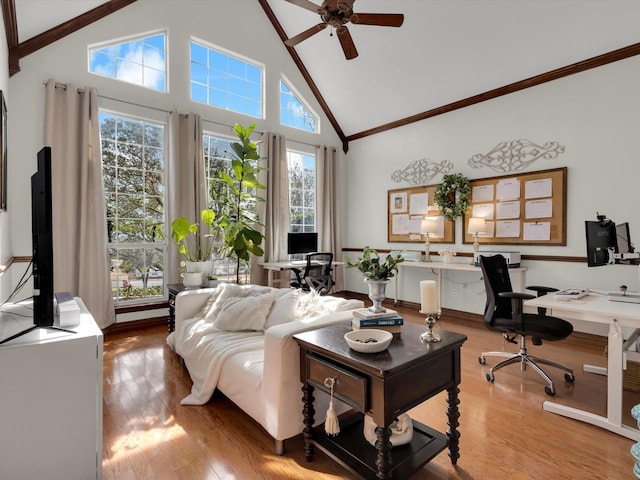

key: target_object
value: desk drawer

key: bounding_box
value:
[306,354,367,411]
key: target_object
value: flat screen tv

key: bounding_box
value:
[0,147,70,345]
[287,232,318,255]
[31,146,55,326]
[585,219,617,267]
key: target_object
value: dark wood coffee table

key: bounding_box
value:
[293,322,467,480]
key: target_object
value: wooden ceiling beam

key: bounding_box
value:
[346,42,640,144]
[257,0,350,153]
[1,0,20,75]
[9,0,137,76]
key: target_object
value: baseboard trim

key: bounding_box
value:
[103,316,167,336]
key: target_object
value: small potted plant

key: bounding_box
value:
[347,247,405,312]
[171,208,219,286]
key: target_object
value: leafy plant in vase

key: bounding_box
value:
[171,208,218,286]
[347,246,405,312]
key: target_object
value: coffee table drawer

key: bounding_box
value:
[306,354,367,411]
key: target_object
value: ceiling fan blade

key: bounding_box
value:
[284,23,327,47]
[284,0,322,14]
[336,26,358,60]
[350,13,404,27]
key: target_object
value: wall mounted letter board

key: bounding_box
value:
[388,185,455,244]
[462,167,567,246]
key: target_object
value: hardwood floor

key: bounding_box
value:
[102,300,639,479]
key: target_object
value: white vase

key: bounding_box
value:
[186,261,213,286]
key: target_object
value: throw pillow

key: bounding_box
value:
[203,283,273,324]
[264,289,299,329]
[213,294,276,331]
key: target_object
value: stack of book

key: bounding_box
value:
[351,308,404,333]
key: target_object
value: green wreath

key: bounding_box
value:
[434,174,471,221]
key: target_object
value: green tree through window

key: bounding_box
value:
[100,112,166,303]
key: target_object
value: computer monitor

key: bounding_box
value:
[287,232,318,255]
[616,222,632,254]
[585,219,617,267]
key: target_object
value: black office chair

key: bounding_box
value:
[290,252,334,295]
[478,254,575,395]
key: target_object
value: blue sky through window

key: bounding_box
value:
[280,80,317,133]
[190,41,263,118]
[89,33,166,92]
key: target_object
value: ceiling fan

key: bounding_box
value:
[283,0,404,60]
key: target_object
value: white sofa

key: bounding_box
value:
[166,283,364,454]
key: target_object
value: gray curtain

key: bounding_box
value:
[43,79,115,328]
[167,111,205,284]
[316,145,344,291]
[251,132,289,285]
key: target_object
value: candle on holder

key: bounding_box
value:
[419,280,438,314]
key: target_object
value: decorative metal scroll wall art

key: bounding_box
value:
[467,139,565,173]
[391,158,453,185]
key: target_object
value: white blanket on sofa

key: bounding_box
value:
[167,283,277,405]
[170,314,264,405]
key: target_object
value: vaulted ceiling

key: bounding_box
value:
[4,0,640,150]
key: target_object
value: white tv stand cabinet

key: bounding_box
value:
[0,298,103,479]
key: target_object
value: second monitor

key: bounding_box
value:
[287,232,318,256]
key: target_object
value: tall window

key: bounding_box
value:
[89,32,166,92]
[190,40,263,118]
[288,150,316,233]
[280,79,318,133]
[100,112,166,304]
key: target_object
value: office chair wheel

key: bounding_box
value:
[478,356,486,365]
[564,373,575,383]
[544,385,556,396]
[485,373,495,383]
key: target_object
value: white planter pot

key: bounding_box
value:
[183,272,203,287]
[185,261,213,286]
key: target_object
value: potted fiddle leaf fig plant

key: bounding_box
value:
[346,246,405,312]
[214,123,267,284]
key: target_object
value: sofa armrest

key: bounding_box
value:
[174,288,217,331]
[261,304,364,440]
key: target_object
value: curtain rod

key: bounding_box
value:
[43,81,324,148]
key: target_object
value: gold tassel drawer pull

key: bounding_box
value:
[324,377,340,436]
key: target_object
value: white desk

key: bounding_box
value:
[526,293,640,440]
[259,260,344,288]
[395,261,527,305]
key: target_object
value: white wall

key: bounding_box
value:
[4,0,343,298]
[344,55,640,332]
[0,11,10,302]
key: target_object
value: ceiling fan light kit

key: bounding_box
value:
[284,0,404,60]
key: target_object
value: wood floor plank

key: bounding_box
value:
[102,301,638,479]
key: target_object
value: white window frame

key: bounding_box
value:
[100,103,168,305]
[88,30,168,92]
[190,37,265,119]
[280,75,320,133]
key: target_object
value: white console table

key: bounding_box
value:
[0,299,103,479]
[394,261,527,306]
